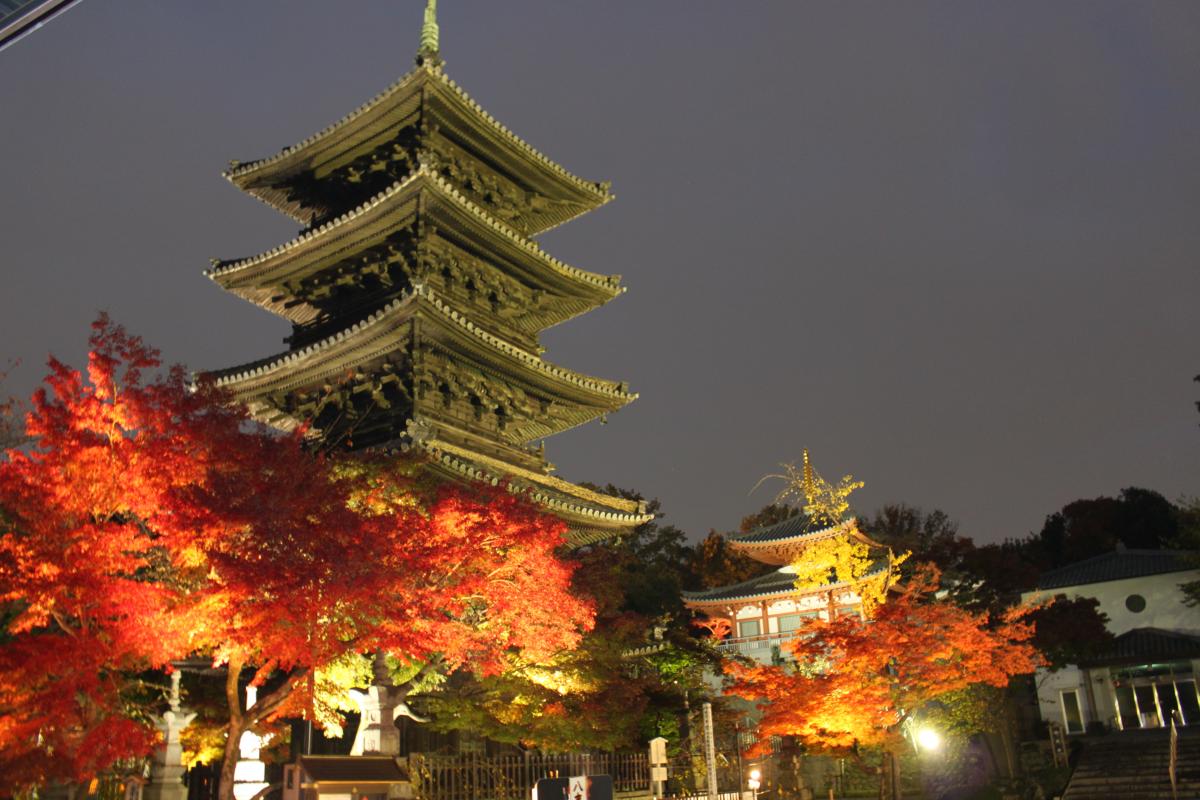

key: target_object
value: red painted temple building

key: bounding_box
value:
[683,517,883,663]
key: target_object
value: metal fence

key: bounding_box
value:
[411,752,649,800]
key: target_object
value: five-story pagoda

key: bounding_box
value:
[206,2,650,544]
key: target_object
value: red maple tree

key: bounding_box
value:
[725,565,1043,795]
[0,318,593,797]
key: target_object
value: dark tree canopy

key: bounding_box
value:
[1025,595,1114,670]
[738,503,797,533]
[1031,487,1180,568]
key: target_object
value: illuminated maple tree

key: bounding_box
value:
[0,318,593,798]
[726,564,1043,796]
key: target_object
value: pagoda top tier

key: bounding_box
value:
[224,62,611,235]
[727,517,879,566]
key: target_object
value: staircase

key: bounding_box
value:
[1062,728,1200,800]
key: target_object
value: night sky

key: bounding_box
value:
[2,1,1197,545]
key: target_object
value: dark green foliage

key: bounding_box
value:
[1030,488,1179,568]
[687,530,770,591]
[685,503,786,592]
[860,503,972,573]
[738,504,795,533]
[0,362,25,450]
[1170,496,1200,606]
[1024,595,1114,669]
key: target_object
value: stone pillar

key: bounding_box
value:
[145,672,196,800]
[350,686,402,756]
[233,686,270,800]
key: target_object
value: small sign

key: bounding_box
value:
[649,737,668,765]
[533,776,613,800]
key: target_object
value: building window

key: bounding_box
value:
[738,619,762,638]
[1125,594,1147,613]
[777,614,802,633]
[1061,689,1085,734]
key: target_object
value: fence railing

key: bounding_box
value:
[412,752,648,800]
[715,632,796,659]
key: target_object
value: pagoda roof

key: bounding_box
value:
[223,64,611,233]
[681,562,887,607]
[413,437,654,546]
[208,167,622,330]
[727,518,873,566]
[729,511,821,544]
[208,286,635,439]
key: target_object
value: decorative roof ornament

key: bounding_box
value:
[801,449,816,504]
[756,449,864,528]
[417,0,441,65]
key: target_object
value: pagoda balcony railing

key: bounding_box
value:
[716,631,798,660]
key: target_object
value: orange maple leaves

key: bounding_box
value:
[726,564,1043,753]
[0,318,593,790]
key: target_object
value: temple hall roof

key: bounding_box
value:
[681,561,887,607]
[726,517,870,566]
[729,511,821,543]
[1037,549,1194,590]
[681,569,800,604]
[1081,627,1200,667]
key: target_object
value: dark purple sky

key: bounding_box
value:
[2,1,1197,544]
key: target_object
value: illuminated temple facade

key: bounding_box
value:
[206,4,650,544]
[683,517,874,663]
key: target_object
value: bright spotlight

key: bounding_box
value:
[749,770,761,782]
[916,727,941,752]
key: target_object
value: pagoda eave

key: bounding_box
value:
[224,65,610,233]
[206,288,635,442]
[416,439,652,546]
[209,169,622,329]
[726,519,869,566]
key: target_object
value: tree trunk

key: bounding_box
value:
[999,722,1017,780]
[216,662,304,800]
[217,658,245,800]
[877,749,902,800]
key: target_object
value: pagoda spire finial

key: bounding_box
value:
[801,449,815,499]
[417,0,440,65]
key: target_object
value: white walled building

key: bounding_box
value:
[1022,548,1200,734]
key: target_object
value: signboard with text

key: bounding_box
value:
[533,775,613,800]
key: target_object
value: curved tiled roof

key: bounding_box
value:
[210,285,636,403]
[417,440,654,531]
[681,569,800,603]
[1081,627,1200,667]
[208,167,622,294]
[682,563,887,605]
[224,64,609,201]
[729,515,850,545]
[1037,549,1193,590]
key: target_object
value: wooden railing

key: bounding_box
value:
[411,752,649,800]
[715,632,797,659]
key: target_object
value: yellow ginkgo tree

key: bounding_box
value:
[760,450,907,617]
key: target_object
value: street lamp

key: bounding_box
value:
[746,768,762,799]
[916,727,942,752]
